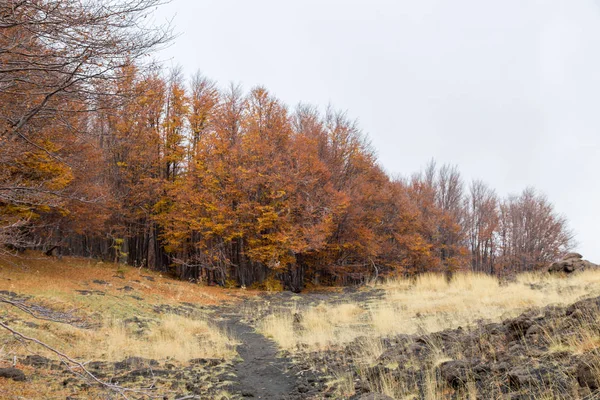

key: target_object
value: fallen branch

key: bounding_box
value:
[0,300,195,399]
[0,319,138,399]
[0,297,84,327]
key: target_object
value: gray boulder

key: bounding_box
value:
[548,253,598,274]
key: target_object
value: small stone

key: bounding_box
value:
[0,367,26,381]
[298,385,309,393]
[293,312,303,324]
[22,354,51,368]
[439,360,471,388]
[577,360,600,390]
[525,324,542,337]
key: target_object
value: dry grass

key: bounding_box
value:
[259,312,296,349]
[258,270,600,352]
[1,305,237,365]
[325,333,460,400]
[545,309,600,355]
[328,370,355,398]
[103,314,236,361]
[0,366,105,399]
[0,253,241,367]
[257,301,367,351]
[327,274,600,400]
[0,251,251,305]
[257,270,600,398]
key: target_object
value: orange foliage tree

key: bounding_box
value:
[1,2,573,285]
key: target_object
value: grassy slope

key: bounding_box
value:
[0,253,251,398]
[4,254,600,399]
[254,271,600,398]
[258,271,600,352]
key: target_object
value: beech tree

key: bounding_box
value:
[407,161,468,274]
[464,180,499,274]
[0,2,576,286]
[96,66,167,266]
[0,0,172,252]
[188,72,218,161]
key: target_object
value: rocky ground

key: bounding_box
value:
[0,286,324,399]
[3,284,600,399]
[288,296,600,399]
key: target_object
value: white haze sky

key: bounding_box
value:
[153,0,600,261]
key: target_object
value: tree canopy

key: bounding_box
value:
[0,1,574,290]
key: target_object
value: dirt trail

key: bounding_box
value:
[215,288,383,399]
[222,314,297,399]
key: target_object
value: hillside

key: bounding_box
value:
[2,255,600,399]
[0,254,248,399]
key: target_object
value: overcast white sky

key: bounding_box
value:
[153,0,600,261]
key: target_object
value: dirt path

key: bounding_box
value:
[214,288,384,399]
[222,314,298,399]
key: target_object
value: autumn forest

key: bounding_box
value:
[0,0,574,292]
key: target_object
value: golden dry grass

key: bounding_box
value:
[544,308,600,355]
[258,270,600,352]
[268,271,600,400]
[1,305,237,365]
[0,253,241,367]
[0,251,252,305]
[103,314,237,361]
[0,364,105,399]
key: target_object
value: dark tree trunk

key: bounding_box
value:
[283,255,305,293]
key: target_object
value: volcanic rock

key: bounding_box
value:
[548,254,598,274]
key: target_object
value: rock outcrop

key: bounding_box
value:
[548,253,598,274]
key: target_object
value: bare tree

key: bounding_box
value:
[1,0,172,139]
[497,187,574,273]
[435,163,465,268]
[464,180,499,274]
[409,161,467,273]
[436,164,463,214]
